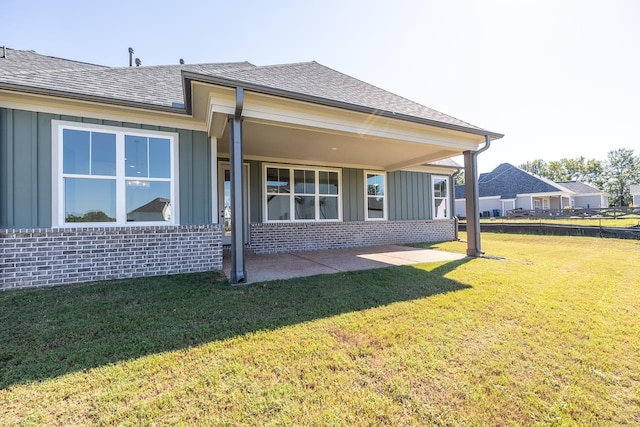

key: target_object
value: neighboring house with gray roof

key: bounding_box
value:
[631,184,640,207]
[454,163,608,217]
[1,47,502,288]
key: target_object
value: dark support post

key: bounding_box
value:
[463,135,491,257]
[229,87,246,284]
[464,150,481,256]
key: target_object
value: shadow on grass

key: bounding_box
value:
[0,258,471,389]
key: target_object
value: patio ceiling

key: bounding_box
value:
[217,118,464,170]
[193,82,487,170]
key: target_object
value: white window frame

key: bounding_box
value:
[263,163,342,223]
[364,171,387,221]
[51,120,180,227]
[432,175,449,220]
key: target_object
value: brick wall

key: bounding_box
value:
[249,220,456,254]
[0,225,223,290]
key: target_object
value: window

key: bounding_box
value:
[432,175,449,219]
[365,171,386,220]
[264,165,340,222]
[53,121,179,226]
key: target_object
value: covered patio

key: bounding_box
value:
[222,244,466,284]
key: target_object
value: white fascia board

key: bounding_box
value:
[517,191,571,198]
[208,89,484,151]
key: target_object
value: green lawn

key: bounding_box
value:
[1,233,639,425]
[470,215,640,228]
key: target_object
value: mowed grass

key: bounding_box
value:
[1,234,639,426]
[474,215,640,228]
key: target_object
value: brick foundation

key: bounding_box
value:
[249,220,456,254]
[0,225,223,290]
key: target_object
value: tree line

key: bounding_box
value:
[519,148,639,206]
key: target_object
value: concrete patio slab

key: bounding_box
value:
[223,244,466,284]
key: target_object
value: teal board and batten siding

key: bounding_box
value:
[0,108,212,228]
[388,171,432,220]
[342,168,365,222]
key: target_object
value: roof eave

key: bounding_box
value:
[0,82,187,115]
[182,71,504,140]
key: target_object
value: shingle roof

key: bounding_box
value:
[0,48,497,135]
[0,48,255,109]
[196,61,485,131]
[455,163,566,199]
[128,197,170,214]
[555,181,603,194]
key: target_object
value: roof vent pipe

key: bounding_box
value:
[1,46,6,59]
[128,47,134,67]
[179,58,184,65]
[135,58,142,67]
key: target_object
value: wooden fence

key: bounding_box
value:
[506,207,639,219]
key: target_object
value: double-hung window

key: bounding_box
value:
[264,165,340,222]
[53,121,179,226]
[432,175,449,219]
[365,171,386,220]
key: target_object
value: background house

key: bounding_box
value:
[1,48,501,288]
[631,184,640,207]
[455,163,608,217]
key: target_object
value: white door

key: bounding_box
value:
[218,162,249,245]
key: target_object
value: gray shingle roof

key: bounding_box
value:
[455,163,566,199]
[0,48,498,135]
[555,181,603,194]
[0,48,255,109]
[197,61,484,131]
[0,49,108,74]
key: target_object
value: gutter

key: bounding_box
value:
[182,71,505,140]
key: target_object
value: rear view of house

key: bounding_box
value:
[1,48,502,289]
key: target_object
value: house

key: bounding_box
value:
[0,47,502,288]
[631,184,640,207]
[454,163,608,217]
[126,197,172,222]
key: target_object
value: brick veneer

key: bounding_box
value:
[249,220,456,254]
[0,225,223,290]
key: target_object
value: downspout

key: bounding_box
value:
[229,87,247,284]
[464,135,491,257]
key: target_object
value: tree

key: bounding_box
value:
[519,159,547,177]
[603,148,640,206]
[581,158,606,189]
[520,156,606,189]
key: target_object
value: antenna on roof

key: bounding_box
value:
[128,47,134,67]
[179,58,185,65]
[135,58,142,67]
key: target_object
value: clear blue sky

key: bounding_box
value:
[3,0,639,173]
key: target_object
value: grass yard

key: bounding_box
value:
[1,233,639,425]
[473,216,640,228]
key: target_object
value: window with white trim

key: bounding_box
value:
[365,171,386,220]
[264,165,341,222]
[432,175,449,219]
[53,121,178,226]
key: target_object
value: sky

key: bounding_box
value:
[3,0,639,173]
